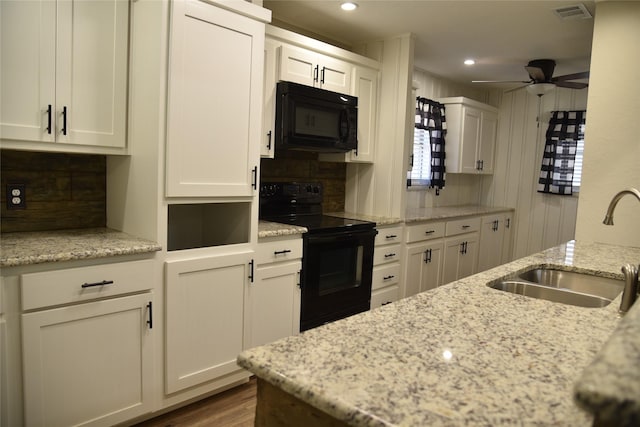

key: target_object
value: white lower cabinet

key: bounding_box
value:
[478,214,506,272]
[248,236,302,348]
[403,221,445,298]
[19,260,155,427]
[165,251,252,394]
[371,225,403,309]
[404,241,444,297]
[442,233,479,284]
[249,260,301,348]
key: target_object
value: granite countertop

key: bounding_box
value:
[238,241,640,426]
[405,204,513,223]
[0,228,161,268]
[258,220,308,239]
[325,212,403,226]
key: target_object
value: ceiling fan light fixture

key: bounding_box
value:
[526,83,555,97]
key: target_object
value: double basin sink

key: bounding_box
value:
[488,267,623,308]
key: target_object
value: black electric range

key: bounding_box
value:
[259,181,376,331]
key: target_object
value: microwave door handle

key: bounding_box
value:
[339,109,348,140]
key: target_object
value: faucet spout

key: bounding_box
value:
[603,188,640,225]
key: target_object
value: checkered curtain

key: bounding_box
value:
[415,97,446,191]
[538,110,586,195]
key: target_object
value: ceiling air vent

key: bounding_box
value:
[553,4,593,20]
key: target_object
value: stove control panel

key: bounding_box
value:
[260,182,323,201]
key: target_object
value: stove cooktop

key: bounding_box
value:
[265,214,375,234]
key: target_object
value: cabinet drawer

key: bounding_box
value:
[405,222,445,243]
[22,260,154,311]
[370,285,399,310]
[445,217,481,236]
[372,263,401,291]
[373,244,401,266]
[375,225,403,246]
[256,237,303,265]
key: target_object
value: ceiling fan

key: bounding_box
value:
[473,59,589,96]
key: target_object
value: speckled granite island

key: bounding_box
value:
[238,240,640,426]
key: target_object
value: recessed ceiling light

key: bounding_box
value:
[341,2,358,11]
[464,59,475,65]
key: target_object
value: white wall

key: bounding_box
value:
[575,1,640,247]
[481,87,588,260]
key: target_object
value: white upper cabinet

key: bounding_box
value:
[279,44,351,94]
[438,97,498,174]
[0,0,129,152]
[166,0,266,197]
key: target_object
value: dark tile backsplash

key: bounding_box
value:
[260,150,346,213]
[0,150,106,233]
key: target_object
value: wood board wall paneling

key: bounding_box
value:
[0,150,106,233]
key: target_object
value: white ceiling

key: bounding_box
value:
[263,0,595,89]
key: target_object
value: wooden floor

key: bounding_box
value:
[134,378,257,427]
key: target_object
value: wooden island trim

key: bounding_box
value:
[255,378,350,427]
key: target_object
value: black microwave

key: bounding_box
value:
[275,81,358,153]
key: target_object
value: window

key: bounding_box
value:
[408,127,431,187]
[572,123,585,192]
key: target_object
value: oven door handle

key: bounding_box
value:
[305,228,377,244]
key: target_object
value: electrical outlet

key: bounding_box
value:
[6,183,26,209]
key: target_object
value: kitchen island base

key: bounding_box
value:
[256,378,349,427]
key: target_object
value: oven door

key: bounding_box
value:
[300,228,376,331]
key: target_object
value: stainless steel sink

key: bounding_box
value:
[488,268,623,308]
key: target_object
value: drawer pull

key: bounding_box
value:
[385,234,397,239]
[274,249,292,255]
[425,230,435,234]
[81,280,114,289]
[383,275,395,281]
[384,253,396,258]
[462,225,471,229]
[381,301,393,306]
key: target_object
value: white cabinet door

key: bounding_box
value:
[501,213,514,264]
[478,110,498,174]
[349,65,378,162]
[460,106,482,173]
[0,0,56,143]
[166,0,262,197]
[247,261,301,348]
[22,293,154,427]
[261,38,279,158]
[56,0,129,148]
[478,214,505,272]
[278,44,351,93]
[443,234,479,285]
[165,251,252,393]
[0,0,128,149]
[404,241,443,298]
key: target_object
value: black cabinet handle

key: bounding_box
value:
[274,249,292,255]
[462,225,470,229]
[383,275,395,280]
[506,218,511,229]
[381,301,393,306]
[384,253,396,258]
[81,280,113,289]
[313,65,319,82]
[248,260,254,283]
[251,166,257,190]
[146,301,153,329]
[320,66,325,84]
[425,230,435,235]
[46,104,52,134]
[61,106,67,135]
[424,248,432,263]
[267,131,272,150]
[385,234,397,239]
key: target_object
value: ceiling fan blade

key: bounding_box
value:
[525,66,547,82]
[552,71,590,81]
[554,81,588,89]
[472,80,529,83]
[504,84,529,93]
